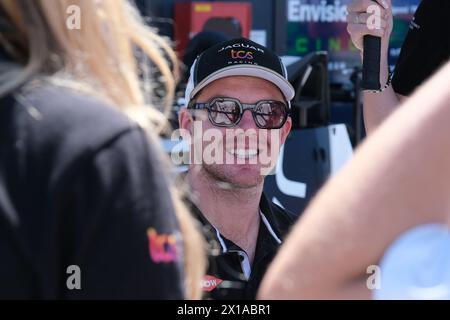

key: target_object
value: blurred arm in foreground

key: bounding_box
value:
[258,61,450,300]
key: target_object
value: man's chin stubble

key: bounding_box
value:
[202,164,264,190]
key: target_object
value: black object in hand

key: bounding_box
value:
[362,35,382,90]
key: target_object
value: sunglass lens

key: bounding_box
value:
[209,99,241,126]
[254,101,287,129]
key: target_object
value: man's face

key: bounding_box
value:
[180,76,292,189]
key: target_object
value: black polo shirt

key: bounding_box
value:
[189,192,297,300]
[0,57,184,299]
[392,0,450,96]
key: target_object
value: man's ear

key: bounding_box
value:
[178,108,193,133]
[280,117,292,146]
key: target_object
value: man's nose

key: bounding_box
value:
[238,109,257,129]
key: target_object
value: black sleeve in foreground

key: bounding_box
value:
[392,0,450,96]
[61,128,185,299]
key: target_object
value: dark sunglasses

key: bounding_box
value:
[187,97,290,129]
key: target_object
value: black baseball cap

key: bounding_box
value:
[184,38,295,107]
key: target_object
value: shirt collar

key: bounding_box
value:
[190,192,284,254]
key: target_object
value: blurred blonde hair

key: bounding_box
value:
[0,0,206,299]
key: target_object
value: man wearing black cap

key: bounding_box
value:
[178,38,297,299]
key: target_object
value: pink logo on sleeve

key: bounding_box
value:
[147,228,178,263]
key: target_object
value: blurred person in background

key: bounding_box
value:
[346,0,450,134]
[182,30,230,86]
[259,61,450,300]
[171,30,230,130]
[0,0,205,299]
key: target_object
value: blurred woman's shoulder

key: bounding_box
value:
[2,77,141,155]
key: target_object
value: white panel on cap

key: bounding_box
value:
[183,60,198,108]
